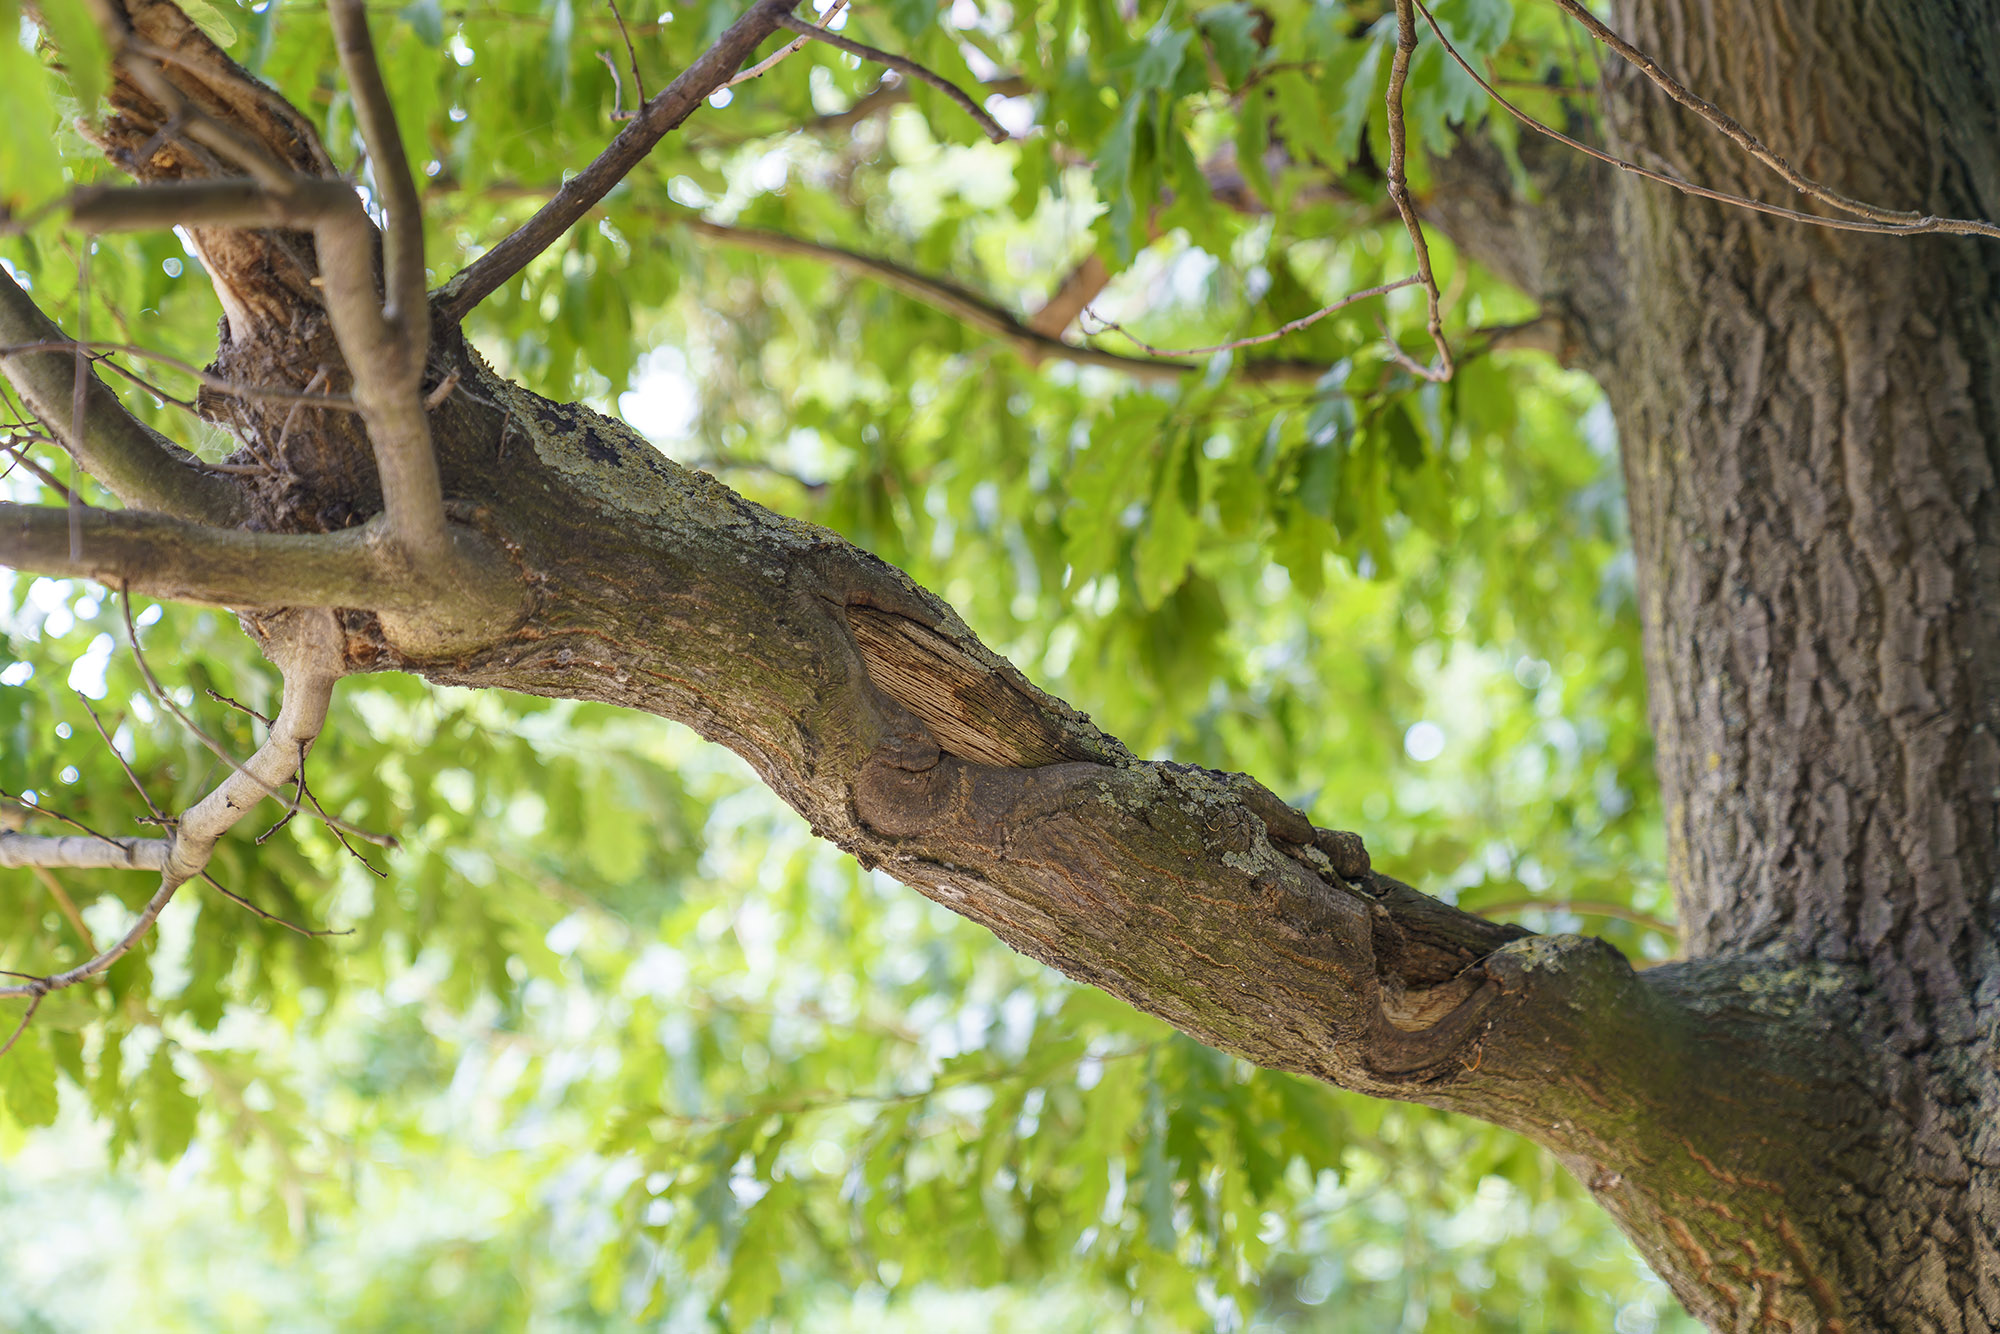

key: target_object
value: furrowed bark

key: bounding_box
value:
[1573,1,2000,1327]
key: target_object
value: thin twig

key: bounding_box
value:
[0,340,359,410]
[0,875,183,1001]
[0,438,78,501]
[772,13,1008,143]
[1412,0,2000,240]
[728,0,849,88]
[0,994,43,1058]
[1547,0,1998,238]
[606,0,648,107]
[0,789,129,851]
[596,50,635,121]
[1383,0,1451,382]
[1081,277,1418,358]
[77,694,167,822]
[205,687,273,727]
[436,0,798,322]
[200,871,349,938]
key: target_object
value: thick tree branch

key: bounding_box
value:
[0,832,170,871]
[436,0,801,323]
[0,501,513,616]
[0,267,245,524]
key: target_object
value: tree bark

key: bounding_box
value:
[1563,0,2000,1326]
[6,2,1999,1329]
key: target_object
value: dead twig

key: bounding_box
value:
[1546,0,1999,238]
[200,871,349,938]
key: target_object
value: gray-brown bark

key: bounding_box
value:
[4,1,1999,1330]
[1580,0,2000,1326]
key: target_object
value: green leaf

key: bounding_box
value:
[1197,3,1262,89]
[0,1020,59,1129]
[36,1,112,115]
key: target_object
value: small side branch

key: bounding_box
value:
[0,267,245,524]
[1383,0,1452,382]
[1546,0,1999,238]
[0,613,347,1007]
[770,13,1007,143]
[437,0,801,323]
[685,220,1329,384]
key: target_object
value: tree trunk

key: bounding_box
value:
[1563,0,2000,1326]
[6,1,1999,1329]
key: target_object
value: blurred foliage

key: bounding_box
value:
[0,0,1690,1329]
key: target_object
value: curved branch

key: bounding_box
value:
[436,0,801,323]
[0,267,246,524]
[0,613,343,1003]
[770,13,1008,142]
[685,220,1332,384]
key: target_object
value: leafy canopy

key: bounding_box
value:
[0,0,1686,1328]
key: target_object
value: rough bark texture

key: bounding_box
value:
[1578,1,2000,1327]
[9,1,2000,1330]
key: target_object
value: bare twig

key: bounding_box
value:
[200,871,349,938]
[682,219,1331,384]
[1081,277,1418,358]
[597,50,636,121]
[436,0,801,323]
[119,593,393,850]
[0,438,78,501]
[77,694,167,822]
[1547,0,1998,239]
[0,267,243,524]
[1383,0,1451,382]
[606,0,648,108]
[0,339,358,411]
[728,0,849,88]
[1411,0,2000,241]
[0,995,43,1058]
[772,12,1007,142]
